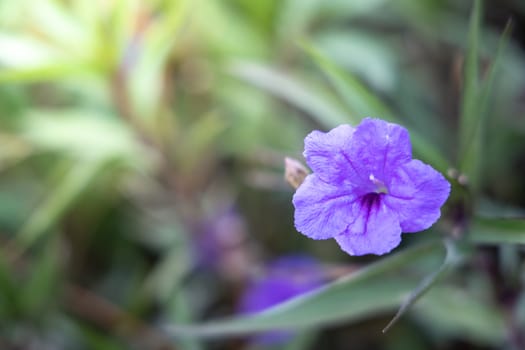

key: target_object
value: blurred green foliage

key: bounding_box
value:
[0,0,524,349]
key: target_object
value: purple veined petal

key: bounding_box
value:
[293,174,359,240]
[384,159,451,233]
[335,194,402,255]
[303,124,367,187]
[348,118,412,189]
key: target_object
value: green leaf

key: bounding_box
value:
[382,239,463,333]
[145,241,191,303]
[282,329,319,350]
[20,237,61,315]
[413,285,506,345]
[278,0,320,41]
[167,241,445,339]
[196,1,268,57]
[477,198,525,218]
[498,244,520,284]
[301,43,449,173]
[229,61,350,127]
[459,0,481,142]
[301,42,390,123]
[27,0,90,55]
[0,64,91,83]
[313,30,397,91]
[17,160,105,247]
[174,112,228,174]
[0,254,19,318]
[0,32,93,82]
[459,8,512,191]
[317,0,387,18]
[0,34,67,68]
[22,109,147,164]
[126,0,190,119]
[468,217,525,244]
[169,290,204,350]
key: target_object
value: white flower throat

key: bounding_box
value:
[369,174,388,194]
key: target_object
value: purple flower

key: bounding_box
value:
[192,208,254,281]
[292,118,450,256]
[238,255,325,344]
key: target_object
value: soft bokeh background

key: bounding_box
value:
[0,0,524,349]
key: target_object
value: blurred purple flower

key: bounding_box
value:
[293,118,450,256]
[193,209,254,281]
[238,255,325,344]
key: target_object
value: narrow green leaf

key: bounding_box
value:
[459,17,512,190]
[175,112,228,174]
[18,160,105,247]
[167,241,445,339]
[278,0,320,41]
[229,61,350,127]
[301,42,392,123]
[282,329,319,350]
[476,198,525,218]
[382,239,463,333]
[499,244,520,284]
[0,254,19,318]
[23,110,146,164]
[28,0,90,54]
[469,217,525,244]
[301,43,449,173]
[458,0,481,150]
[126,0,190,118]
[170,290,203,350]
[0,34,66,68]
[0,33,93,82]
[20,237,61,315]
[0,64,91,83]
[145,243,191,303]
[413,286,506,345]
[313,30,398,92]
[196,1,268,57]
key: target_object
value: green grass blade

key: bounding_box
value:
[413,286,506,345]
[301,43,449,173]
[167,241,445,339]
[301,42,394,123]
[459,15,512,191]
[468,217,525,244]
[0,64,91,83]
[382,239,463,333]
[170,290,204,350]
[0,255,19,318]
[477,22,512,116]
[229,61,350,127]
[20,237,61,315]
[18,160,105,247]
[458,0,482,152]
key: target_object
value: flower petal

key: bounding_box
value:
[303,125,363,186]
[348,118,412,189]
[293,174,358,239]
[335,195,402,255]
[384,159,450,232]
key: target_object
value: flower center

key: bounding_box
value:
[360,192,382,211]
[369,174,388,194]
